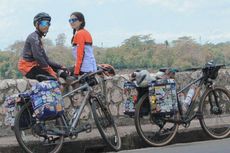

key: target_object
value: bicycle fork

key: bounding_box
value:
[69,90,91,133]
[209,88,222,115]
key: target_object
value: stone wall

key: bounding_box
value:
[0,69,229,136]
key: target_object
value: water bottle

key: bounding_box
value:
[124,99,130,112]
[178,93,185,104]
[129,97,135,112]
[178,92,186,113]
[184,86,195,106]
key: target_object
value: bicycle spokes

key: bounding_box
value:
[199,87,230,139]
[92,97,121,150]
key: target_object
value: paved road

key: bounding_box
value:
[111,138,230,153]
[0,119,229,153]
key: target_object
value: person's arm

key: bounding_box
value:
[47,58,62,70]
[74,32,85,75]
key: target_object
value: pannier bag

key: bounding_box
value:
[149,79,178,117]
[123,81,138,116]
[3,91,33,127]
[3,94,22,126]
[30,80,64,120]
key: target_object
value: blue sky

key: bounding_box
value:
[1,0,230,50]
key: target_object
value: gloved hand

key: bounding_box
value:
[57,67,70,79]
[60,66,71,75]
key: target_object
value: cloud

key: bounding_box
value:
[94,0,108,5]
[0,1,15,17]
[1,0,230,49]
[138,0,197,12]
[137,0,230,13]
[73,0,125,6]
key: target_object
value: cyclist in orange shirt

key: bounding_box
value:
[18,12,69,81]
[69,12,97,77]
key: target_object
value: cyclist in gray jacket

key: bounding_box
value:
[18,12,68,81]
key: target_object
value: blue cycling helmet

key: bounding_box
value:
[33,12,51,26]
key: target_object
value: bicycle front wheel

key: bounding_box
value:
[199,86,230,139]
[91,96,121,151]
[14,102,64,153]
[134,93,178,147]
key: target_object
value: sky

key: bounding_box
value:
[1,0,230,50]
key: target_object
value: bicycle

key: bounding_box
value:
[14,68,121,153]
[133,61,230,147]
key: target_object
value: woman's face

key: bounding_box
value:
[69,15,82,30]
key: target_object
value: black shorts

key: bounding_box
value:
[25,66,54,82]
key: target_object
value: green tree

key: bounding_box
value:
[55,33,66,47]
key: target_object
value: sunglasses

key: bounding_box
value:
[39,20,51,27]
[69,18,78,24]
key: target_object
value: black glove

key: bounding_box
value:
[57,69,70,79]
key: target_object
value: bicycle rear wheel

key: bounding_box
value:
[199,86,230,138]
[134,93,178,147]
[14,102,64,153]
[91,96,121,151]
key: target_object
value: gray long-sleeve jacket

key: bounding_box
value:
[21,30,62,69]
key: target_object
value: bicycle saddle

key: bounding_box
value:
[36,74,56,82]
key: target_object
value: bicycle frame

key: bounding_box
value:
[164,74,215,125]
[14,67,122,153]
[61,83,93,135]
[178,76,204,120]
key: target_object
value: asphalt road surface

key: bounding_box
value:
[111,138,230,153]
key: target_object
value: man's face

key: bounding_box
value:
[37,20,50,34]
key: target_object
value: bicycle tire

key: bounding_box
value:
[199,86,230,139]
[14,102,64,153]
[134,93,179,147]
[91,96,121,151]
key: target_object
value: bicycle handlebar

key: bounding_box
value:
[70,68,104,85]
[206,64,225,68]
[180,64,225,72]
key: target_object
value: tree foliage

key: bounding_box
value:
[55,33,66,46]
[0,34,229,79]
